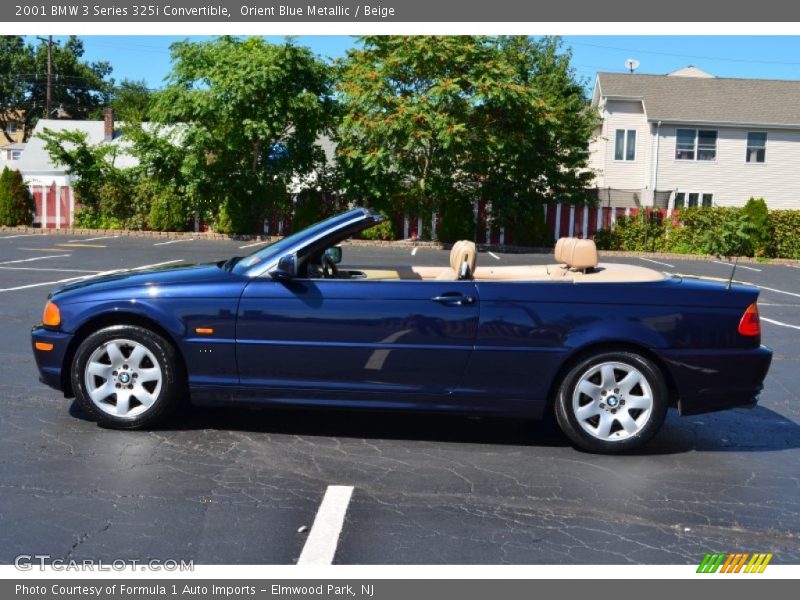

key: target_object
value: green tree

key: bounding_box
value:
[138,36,334,233]
[38,127,123,221]
[111,79,152,123]
[335,36,597,243]
[0,167,34,226]
[0,36,34,144]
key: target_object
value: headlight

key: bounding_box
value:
[42,301,61,327]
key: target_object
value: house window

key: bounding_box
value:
[746,132,767,163]
[10,150,21,160]
[674,192,713,209]
[676,129,718,161]
[614,129,636,161]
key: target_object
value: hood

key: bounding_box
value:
[49,262,241,302]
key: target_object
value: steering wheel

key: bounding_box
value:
[322,253,339,279]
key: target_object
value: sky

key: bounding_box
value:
[23,35,800,92]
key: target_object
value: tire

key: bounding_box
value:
[554,351,668,453]
[71,325,185,429]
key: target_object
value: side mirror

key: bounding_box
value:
[269,253,297,281]
[325,245,342,264]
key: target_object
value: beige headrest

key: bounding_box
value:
[565,239,598,271]
[450,240,476,279]
[554,237,570,263]
[557,238,579,265]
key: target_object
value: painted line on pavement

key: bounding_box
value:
[67,235,120,243]
[0,260,183,293]
[761,316,800,331]
[154,239,194,246]
[56,243,107,248]
[297,485,354,566]
[0,266,101,273]
[0,254,71,265]
[411,247,418,256]
[639,257,675,268]
[0,234,38,239]
[239,240,270,249]
[713,260,761,272]
[488,251,501,260]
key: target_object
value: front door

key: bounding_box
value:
[236,278,479,398]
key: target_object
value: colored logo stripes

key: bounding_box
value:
[697,552,773,573]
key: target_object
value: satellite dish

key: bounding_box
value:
[625,58,640,73]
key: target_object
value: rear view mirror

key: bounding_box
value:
[325,246,342,264]
[270,253,297,281]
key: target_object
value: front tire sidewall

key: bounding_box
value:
[71,325,182,429]
[555,351,668,454]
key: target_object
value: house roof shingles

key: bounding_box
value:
[596,72,800,128]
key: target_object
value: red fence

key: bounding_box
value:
[31,183,73,229]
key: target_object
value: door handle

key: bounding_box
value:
[432,294,475,306]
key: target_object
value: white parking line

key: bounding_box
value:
[0,234,38,239]
[67,235,119,243]
[0,266,100,273]
[239,240,269,249]
[297,485,354,566]
[639,257,675,268]
[0,254,71,265]
[411,247,418,256]
[761,316,800,331]
[713,260,762,272]
[488,251,501,260]
[754,284,800,299]
[0,260,183,293]
[153,239,194,246]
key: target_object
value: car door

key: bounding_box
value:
[235,277,479,398]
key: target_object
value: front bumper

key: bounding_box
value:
[661,345,773,416]
[31,326,74,393]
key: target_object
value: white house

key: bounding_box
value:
[588,66,800,210]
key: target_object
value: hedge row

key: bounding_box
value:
[594,199,800,259]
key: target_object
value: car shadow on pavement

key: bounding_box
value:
[68,402,799,454]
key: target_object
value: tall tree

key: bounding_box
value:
[110,78,152,123]
[336,36,598,242]
[137,36,333,232]
[0,36,34,144]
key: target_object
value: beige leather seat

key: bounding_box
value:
[555,237,579,265]
[436,240,477,280]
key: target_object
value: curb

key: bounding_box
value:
[2,225,799,266]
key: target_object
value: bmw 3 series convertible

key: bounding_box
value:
[31,208,772,453]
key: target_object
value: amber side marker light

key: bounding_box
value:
[42,301,61,327]
[195,327,214,335]
[738,303,761,336]
[35,342,54,351]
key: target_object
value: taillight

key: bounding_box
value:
[738,302,760,336]
[42,301,61,327]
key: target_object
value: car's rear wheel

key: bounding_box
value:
[71,325,184,429]
[554,351,668,453]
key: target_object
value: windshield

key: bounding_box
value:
[230,209,368,275]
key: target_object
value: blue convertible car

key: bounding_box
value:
[31,208,772,453]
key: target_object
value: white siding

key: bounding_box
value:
[590,100,651,193]
[655,125,800,209]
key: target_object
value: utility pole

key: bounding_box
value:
[36,36,54,117]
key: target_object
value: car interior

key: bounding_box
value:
[304,237,666,283]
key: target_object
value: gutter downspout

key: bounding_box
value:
[652,120,662,207]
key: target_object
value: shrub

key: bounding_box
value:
[360,211,395,240]
[510,201,551,247]
[438,198,475,243]
[0,167,34,226]
[770,210,800,259]
[740,197,772,257]
[148,187,188,232]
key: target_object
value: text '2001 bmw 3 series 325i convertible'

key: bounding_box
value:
[31,208,772,453]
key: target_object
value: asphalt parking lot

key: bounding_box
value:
[1,232,798,565]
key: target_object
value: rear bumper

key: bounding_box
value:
[660,345,773,416]
[31,326,73,393]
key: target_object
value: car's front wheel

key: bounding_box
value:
[71,325,184,429]
[554,351,668,453]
